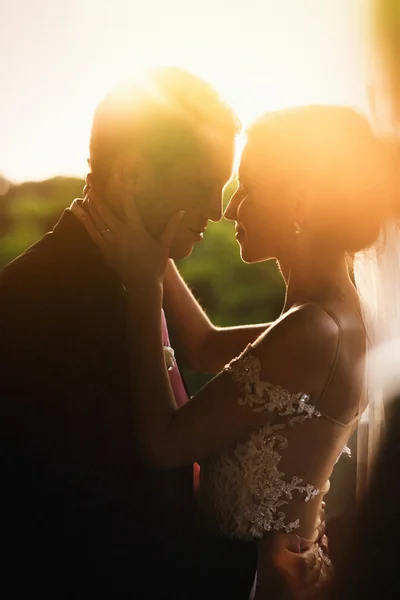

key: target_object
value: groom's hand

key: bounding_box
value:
[257,533,323,599]
[271,534,323,597]
[256,500,331,600]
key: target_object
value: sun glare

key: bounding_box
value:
[1,0,367,182]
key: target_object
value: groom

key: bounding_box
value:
[0,67,324,598]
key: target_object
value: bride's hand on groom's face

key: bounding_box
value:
[85,193,185,291]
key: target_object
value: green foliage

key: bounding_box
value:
[0,177,84,268]
[177,218,284,326]
[177,176,285,327]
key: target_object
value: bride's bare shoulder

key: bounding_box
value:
[254,302,340,349]
[248,303,341,392]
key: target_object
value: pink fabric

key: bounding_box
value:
[161,310,200,492]
[161,310,188,408]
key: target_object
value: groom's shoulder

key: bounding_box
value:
[0,233,55,293]
[0,206,82,283]
[0,235,85,347]
[0,225,79,319]
[0,207,82,293]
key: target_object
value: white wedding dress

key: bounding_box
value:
[197,342,358,559]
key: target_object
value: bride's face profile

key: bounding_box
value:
[225,142,293,264]
[226,104,395,268]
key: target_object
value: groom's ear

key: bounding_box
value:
[109,151,154,221]
[112,151,152,196]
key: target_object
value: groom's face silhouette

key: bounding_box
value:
[89,68,239,258]
[134,134,236,259]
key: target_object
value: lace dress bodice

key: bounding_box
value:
[198,345,355,542]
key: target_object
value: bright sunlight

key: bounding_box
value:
[1,0,367,182]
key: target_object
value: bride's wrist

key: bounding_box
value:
[125,279,163,301]
[126,284,163,338]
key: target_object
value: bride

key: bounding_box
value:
[82,104,396,598]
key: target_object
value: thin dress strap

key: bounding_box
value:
[314,304,363,427]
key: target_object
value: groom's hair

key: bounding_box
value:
[89,67,240,191]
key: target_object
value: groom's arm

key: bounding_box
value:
[163,260,270,373]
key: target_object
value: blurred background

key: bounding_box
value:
[1,0,369,391]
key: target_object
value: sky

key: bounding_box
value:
[0,0,368,183]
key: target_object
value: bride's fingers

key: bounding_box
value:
[80,210,107,249]
[122,189,141,222]
[87,198,110,234]
[92,193,123,234]
[159,210,185,248]
[122,192,154,234]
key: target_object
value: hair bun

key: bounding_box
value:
[248,105,399,254]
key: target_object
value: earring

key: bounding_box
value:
[294,222,303,235]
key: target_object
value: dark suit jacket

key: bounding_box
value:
[0,209,197,596]
[0,209,257,598]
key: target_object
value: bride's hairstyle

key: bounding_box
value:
[246,105,398,254]
[89,67,239,195]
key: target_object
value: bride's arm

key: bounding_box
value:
[127,280,271,466]
[128,281,339,468]
[163,259,270,373]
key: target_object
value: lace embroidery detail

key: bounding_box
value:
[225,347,321,419]
[244,434,319,539]
[199,427,320,540]
[342,444,351,458]
[198,346,354,541]
[335,443,352,465]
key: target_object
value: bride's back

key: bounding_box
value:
[255,298,366,541]
[198,297,366,543]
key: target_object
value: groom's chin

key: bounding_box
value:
[239,248,262,264]
[169,242,195,261]
[239,247,253,264]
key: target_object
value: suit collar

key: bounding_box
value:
[52,207,123,288]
